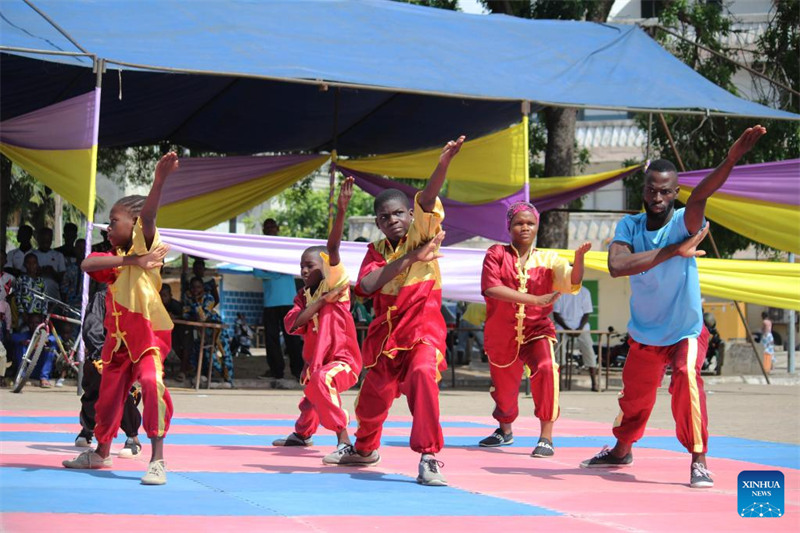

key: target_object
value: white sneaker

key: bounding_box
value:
[141,460,167,485]
[55,378,65,387]
[62,450,112,469]
[75,435,92,448]
[417,455,447,486]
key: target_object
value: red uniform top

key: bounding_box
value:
[481,244,578,368]
[284,254,362,385]
[355,193,446,374]
[87,220,173,364]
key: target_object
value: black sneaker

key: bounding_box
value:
[531,438,555,458]
[479,428,514,447]
[580,446,633,468]
[272,432,313,447]
[690,462,714,488]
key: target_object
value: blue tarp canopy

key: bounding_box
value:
[1,0,796,155]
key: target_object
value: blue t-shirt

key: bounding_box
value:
[613,208,703,346]
[253,270,297,308]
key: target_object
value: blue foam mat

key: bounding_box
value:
[0,467,559,517]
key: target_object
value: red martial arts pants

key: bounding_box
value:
[489,336,559,424]
[354,343,443,454]
[613,328,709,454]
[294,361,359,437]
[94,347,172,444]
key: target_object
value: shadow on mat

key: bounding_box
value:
[484,466,685,486]
[2,462,141,481]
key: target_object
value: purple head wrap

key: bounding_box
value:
[506,201,540,230]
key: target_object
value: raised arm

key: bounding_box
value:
[684,126,765,234]
[140,152,179,249]
[418,136,465,212]
[359,231,445,295]
[607,224,709,278]
[327,177,354,267]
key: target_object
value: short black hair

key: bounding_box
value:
[646,159,678,175]
[373,189,410,214]
[64,222,78,232]
[114,195,147,218]
[303,245,328,258]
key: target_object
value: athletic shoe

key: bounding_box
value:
[118,437,142,458]
[141,460,167,485]
[75,435,93,448]
[690,462,714,488]
[531,438,555,458]
[62,450,112,469]
[417,455,448,486]
[479,428,514,447]
[55,378,65,387]
[329,445,381,466]
[322,443,354,465]
[580,445,633,468]
[272,432,313,447]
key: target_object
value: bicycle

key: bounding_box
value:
[11,291,82,393]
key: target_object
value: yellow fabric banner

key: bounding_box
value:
[0,144,97,221]
[677,189,800,255]
[552,250,800,311]
[158,156,328,230]
[343,120,529,203]
[530,164,642,196]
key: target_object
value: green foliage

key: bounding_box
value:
[399,0,459,9]
[259,175,375,239]
[626,0,800,257]
[6,165,89,230]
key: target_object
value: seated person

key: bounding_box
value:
[160,284,190,382]
[230,312,253,357]
[183,277,234,385]
[14,253,47,330]
[10,313,56,388]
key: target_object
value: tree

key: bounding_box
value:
[481,1,612,249]
[626,0,799,257]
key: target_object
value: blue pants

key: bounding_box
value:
[11,331,56,380]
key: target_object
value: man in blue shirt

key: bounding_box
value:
[580,126,766,489]
[255,218,303,380]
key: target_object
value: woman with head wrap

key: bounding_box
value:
[478,202,591,457]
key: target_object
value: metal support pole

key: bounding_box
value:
[789,253,796,374]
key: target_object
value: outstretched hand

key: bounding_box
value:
[574,241,592,258]
[155,151,180,182]
[337,176,354,211]
[410,231,446,263]
[676,223,710,258]
[728,126,766,163]
[134,243,170,270]
[529,291,561,307]
[440,136,466,165]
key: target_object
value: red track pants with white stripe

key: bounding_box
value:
[94,347,172,444]
[613,327,710,454]
[354,343,443,455]
[295,361,359,437]
[489,336,560,424]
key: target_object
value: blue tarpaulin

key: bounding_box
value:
[1,0,796,155]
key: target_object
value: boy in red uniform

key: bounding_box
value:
[272,177,362,461]
[327,136,464,487]
[62,152,178,485]
[479,202,591,457]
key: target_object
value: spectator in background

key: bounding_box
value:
[181,256,219,305]
[160,284,190,382]
[14,253,47,329]
[553,286,599,392]
[183,276,234,386]
[34,227,66,301]
[60,238,86,309]
[10,312,56,388]
[55,222,79,260]
[761,311,774,370]
[1,250,16,304]
[457,302,485,364]
[255,218,303,380]
[5,225,35,275]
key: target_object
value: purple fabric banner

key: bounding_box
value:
[339,166,525,245]
[156,228,488,303]
[160,154,321,205]
[0,91,99,150]
[678,159,800,206]
[339,165,642,245]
